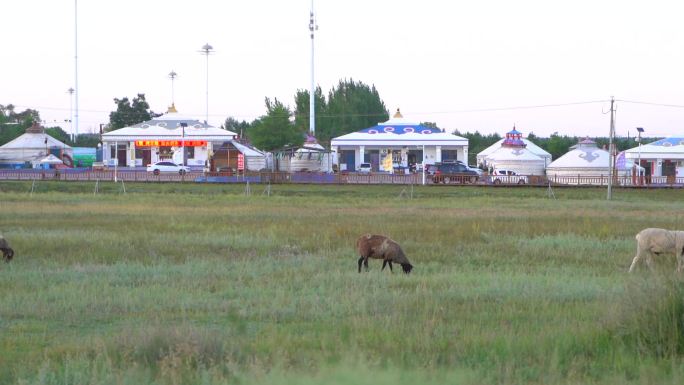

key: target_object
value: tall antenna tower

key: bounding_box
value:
[67,88,75,142]
[74,0,79,141]
[199,43,214,124]
[309,0,318,135]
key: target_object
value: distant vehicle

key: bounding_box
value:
[146,161,190,175]
[490,169,528,185]
[358,163,372,173]
[466,165,484,176]
[432,163,479,184]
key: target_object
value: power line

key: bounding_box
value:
[616,99,684,109]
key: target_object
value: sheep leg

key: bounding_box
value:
[645,252,656,272]
[381,260,388,271]
[358,257,364,273]
[364,257,369,271]
[629,246,646,273]
[628,255,640,273]
[677,248,684,274]
[388,261,393,272]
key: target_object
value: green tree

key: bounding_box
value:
[44,127,71,144]
[108,94,156,131]
[248,98,303,151]
[455,131,502,165]
[223,117,252,139]
[293,86,327,134]
[294,79,388,146]
[0,104,41,146]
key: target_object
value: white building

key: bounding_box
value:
[101,105,262,170]
[624,136,684,180]
[330,109,468,172]
[481,127,546,175]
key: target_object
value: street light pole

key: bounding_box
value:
[637,127,644,184]
[180,122,187,166]
[422,144,426,185]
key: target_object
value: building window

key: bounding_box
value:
[186,146,195,159]
[110,145,117,158]
[442,149,458,161]
[159,146,173,159]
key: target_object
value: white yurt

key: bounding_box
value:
[477,135,551,169]
[484,127,546,175]
[279,135,334,172]
[0,123,73,168]
[546,138,639,184]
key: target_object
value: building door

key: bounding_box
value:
[340,150,355,171]
[142,149,151,167]
[641,160,652,184]
[117,145,127,167]
[662,160,676,176]
[370,153,380,172]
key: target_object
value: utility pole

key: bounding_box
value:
[607,97,616,200]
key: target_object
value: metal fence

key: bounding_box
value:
[1,169,682,187]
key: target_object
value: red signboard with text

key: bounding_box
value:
[134,140,207,147]
[237,153,245,171]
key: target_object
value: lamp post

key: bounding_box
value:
[199,43,213,124]
[422,144,426,185]
[180,122,187,166]
[636,127,644,184]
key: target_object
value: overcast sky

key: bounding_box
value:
[2,0,683,138]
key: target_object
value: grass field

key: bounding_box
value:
[1,181,684,384]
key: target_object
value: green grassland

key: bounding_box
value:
[1,181,684,384]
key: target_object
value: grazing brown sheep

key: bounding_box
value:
[629,228,684,273]
[0,236,14,263]
[356,234,413,274]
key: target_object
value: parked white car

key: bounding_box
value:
[489,169,528,184]
[358,163,372,173]
[146,161,190,175]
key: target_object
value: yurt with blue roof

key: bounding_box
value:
[330,109,468,173]
[624,136,684,181]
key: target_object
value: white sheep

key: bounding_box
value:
[628,228,684,273]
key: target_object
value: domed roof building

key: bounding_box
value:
[482,127,546,175]
[476,133,551,169]
[0,123,73,168]
[546,138,638,184]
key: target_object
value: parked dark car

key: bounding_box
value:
[432,163,479,184]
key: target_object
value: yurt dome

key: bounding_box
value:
[283,134,334,172]
[546,138,610,176]
[484,127,546,175]
[477,135,551,169]
[0,123,73,168]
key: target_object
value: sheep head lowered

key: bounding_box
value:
[0,236,14,263]
[629,228,684,273]
[356,234,413,274]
